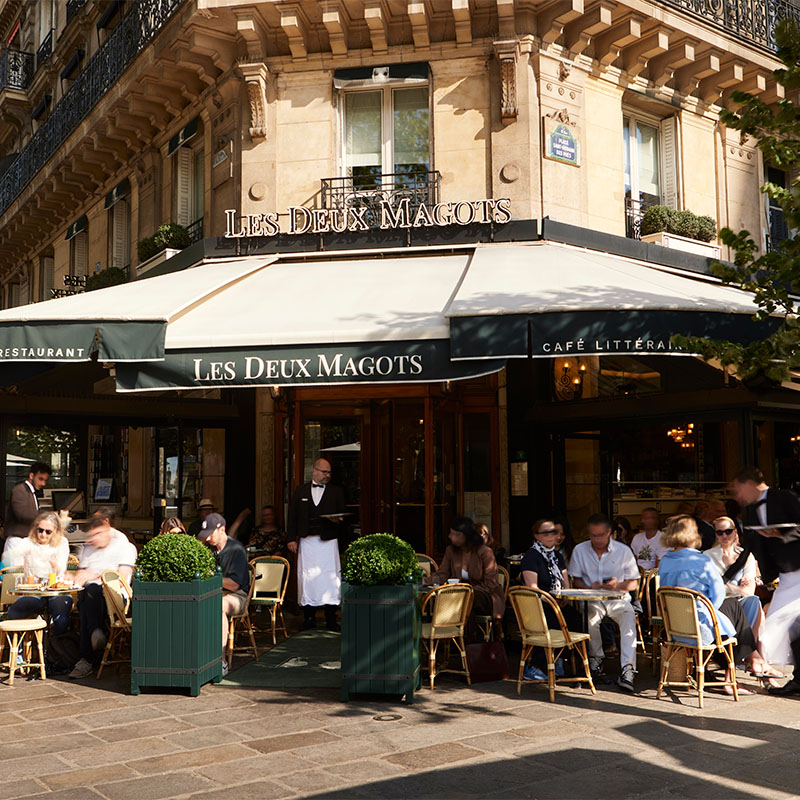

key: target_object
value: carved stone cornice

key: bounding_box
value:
[238,61,269,142]
[494,38,519,124]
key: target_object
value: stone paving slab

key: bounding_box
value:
[2,636,800,800]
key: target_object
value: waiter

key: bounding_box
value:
[3,461,51,563]
[287,458,346,631]
[733,467,800,696]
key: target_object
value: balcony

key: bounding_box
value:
[36,30,53,71]
[767,204,789,251]
[321,171,441,228]
[653,0,800,51]
[0,0,185,220]
[66,0,87,24]
[0,49,33,92]
[625,196,652,240]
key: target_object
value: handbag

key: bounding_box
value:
[466,640,509,683]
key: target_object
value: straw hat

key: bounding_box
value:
[197,498,215,510]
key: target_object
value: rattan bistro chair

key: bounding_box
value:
[420,583,473,689]
[98,569,133,678]
[226,568,259,664]
[656,586,739,708]
[416,554,438,578]
[508,586,596,703]
[0,566,23,621]
[249,556,290,644]
[0,617,46,685]
[477,565,510,642]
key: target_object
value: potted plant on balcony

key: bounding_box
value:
[131,532,223,696]
[136,222,192,276]
[640,205,720,258]
[340,533,423,704]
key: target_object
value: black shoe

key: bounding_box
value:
[300,618,317,631]
[325,621,340,632]
[768,679,800,696]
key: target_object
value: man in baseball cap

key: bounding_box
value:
[197,512,250,676]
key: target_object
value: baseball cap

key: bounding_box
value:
[198,512,226,539]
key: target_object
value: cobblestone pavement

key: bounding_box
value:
[1,640,799,800]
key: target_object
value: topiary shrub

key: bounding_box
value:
[85,266,127,291]
[136,532,216,582]
[670,209,700,240]
[640,204,675,237]
[341,533,422,586]
[695,215,717,242]
[137,222,192,262]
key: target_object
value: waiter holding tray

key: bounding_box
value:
[288,458,347,631]
[734,467,800,696]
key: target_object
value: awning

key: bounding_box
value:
[167,117,199,156]
[65,215,87,241]
[115,253,505,391]
[104,178,130,209]
[448,242,773,359]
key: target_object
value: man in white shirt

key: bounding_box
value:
[569,513,640,692]
[630,507,669,569]
[68,516,137,679]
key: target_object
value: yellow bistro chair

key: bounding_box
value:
[249,556,290,644]
[508,585,596,703]
[98,569,133,678]
[420,583,473,689]
[477,565,510,642]
[656,586,739,708]
[416,554,438,578]
[226,568,259,664]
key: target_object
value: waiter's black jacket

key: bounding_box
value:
[287,482,347,542]
[742,487,800,582]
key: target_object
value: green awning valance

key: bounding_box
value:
[65,215,87,241]
[167,117,199,155]
[104,178,130,209]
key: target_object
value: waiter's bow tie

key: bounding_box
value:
[312,482,325,488]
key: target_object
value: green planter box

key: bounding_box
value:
[130,572,223,696]
[341,582,421,704]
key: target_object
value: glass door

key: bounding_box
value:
[153,426,179,531]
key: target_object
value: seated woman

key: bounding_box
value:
[7,511,72,636]
[520,518,581,680]
[658,514,780,691]
[706,515,764,637]
[249,505,289,557]
[477,522,507,570]
[553,517,576,567]
[424,516,505,627]
[159,517,187,535]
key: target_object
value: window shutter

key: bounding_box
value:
[192,148,205,224]
[660,115,680,209]
[176,147,192,226]
[111,199,130,268]
[19,271,29,306]
[40,256,54,300]
[72,231,88,276]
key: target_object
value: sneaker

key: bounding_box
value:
[523,665,548,681]
[222,660,230,678]
[617,664,636,693]
[589,658,604,677]
[69,658,94,679]
[91,629,107,652]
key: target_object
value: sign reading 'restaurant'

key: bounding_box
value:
[224,197,512,238]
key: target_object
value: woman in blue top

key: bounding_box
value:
[659,515,776,689]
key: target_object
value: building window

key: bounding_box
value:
[342,85,430,186]
[39,255,54,300]
[70,230,88,276]
[175,145,204,240]
[766,165,789,252]
[108,198,130,270]
[623,113,678,238]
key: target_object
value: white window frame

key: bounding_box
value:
[337,81,433,181]
[622,109,680,210]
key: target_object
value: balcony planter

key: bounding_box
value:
[340,533,422,704]
[131,534,223,696]
[641,231,721,259]
[136,247,181,277]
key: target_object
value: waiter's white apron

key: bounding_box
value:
[761,570,800,665]
[297,535,341,606]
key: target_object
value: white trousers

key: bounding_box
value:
[586,598,637,671]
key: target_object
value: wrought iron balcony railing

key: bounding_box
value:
[36,30,53,71]
[653,0,800,51]
[321,171,441,228]
[186,217,203,244]
[0,49,34,92]
[66,0,87,24]
[625,195,654,240]
[0,0,185,220]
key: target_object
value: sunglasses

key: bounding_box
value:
[537,529,558,535]
[36,527,54,535]
[716,528,736,536]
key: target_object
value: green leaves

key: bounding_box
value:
[137,223,192,262]
[341,533,423,586]
[136,532,217,582]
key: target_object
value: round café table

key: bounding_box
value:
[9,584,83,631]
[551,587,629,633]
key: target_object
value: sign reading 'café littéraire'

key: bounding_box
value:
[224,197,512,238]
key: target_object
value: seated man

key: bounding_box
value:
[196,513,250,676]
[568,513,640,692]
[69,516,137,679]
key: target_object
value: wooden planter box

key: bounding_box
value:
[341,582,421,704]
[641,231,721,259]
[130,572,223,696]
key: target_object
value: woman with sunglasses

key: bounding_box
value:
[6,511,72,635]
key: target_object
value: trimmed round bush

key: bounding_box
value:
[341,533,422,586]
[671,209,700,240]
[136,532,216,582]
[695,215,717,242]
[640,205,675,237]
